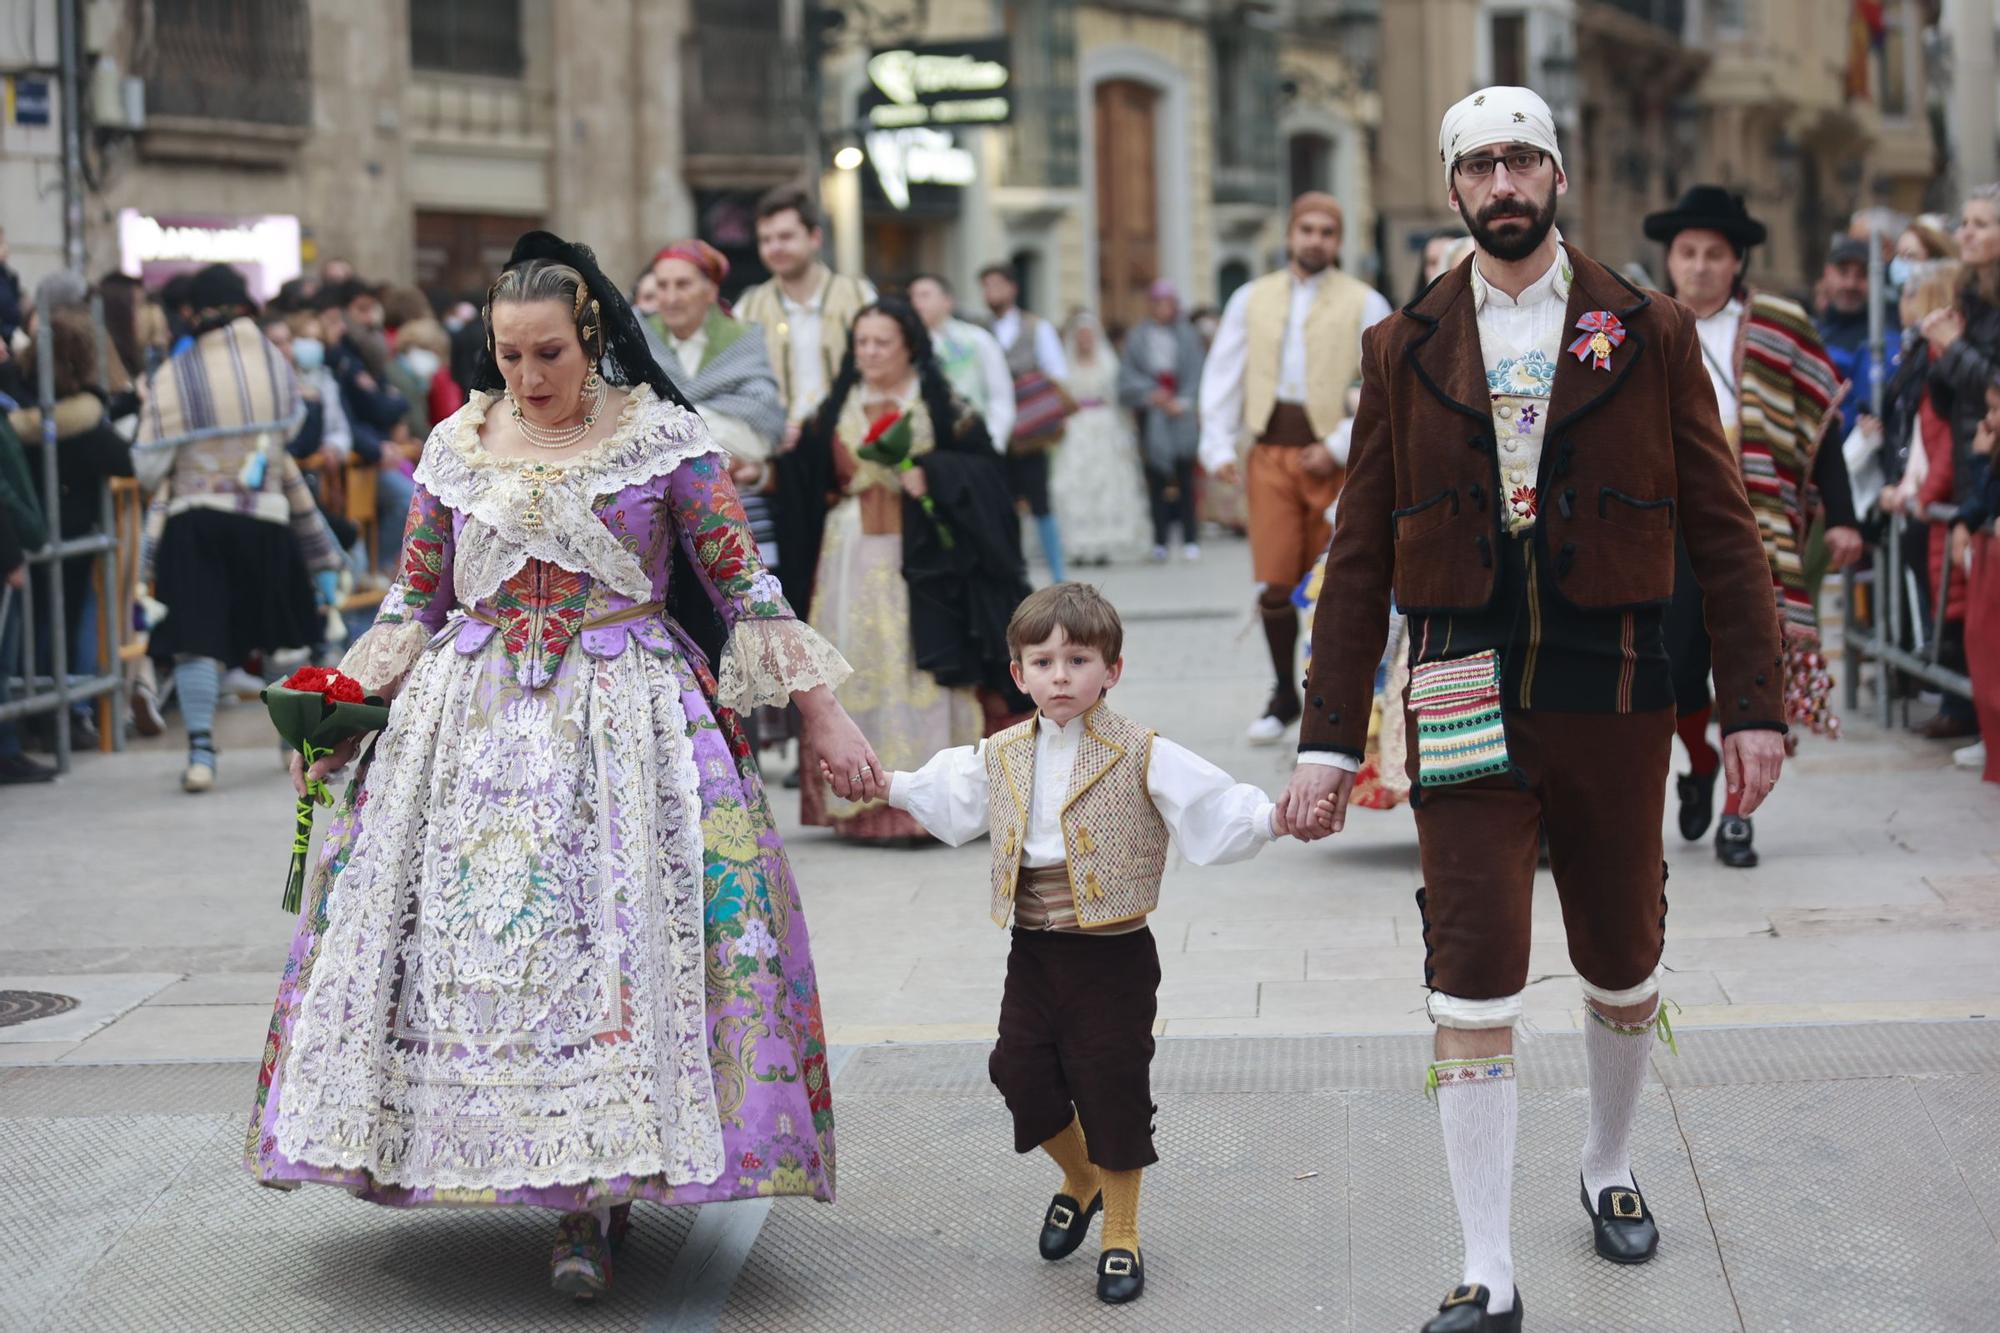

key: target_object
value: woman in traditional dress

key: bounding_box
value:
[1050,312,1150,566]
[247,233,878,1301]
[776,298,1030,842]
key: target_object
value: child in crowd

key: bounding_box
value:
[846,582,1297,1305]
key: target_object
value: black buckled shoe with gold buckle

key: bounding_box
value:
[1584,1177,1659,1263]
[1096,1248,1144,1304]
[1420,1284,1522,1332]
[1037,1190,1101,1261]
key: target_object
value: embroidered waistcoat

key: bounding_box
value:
[985,704,1169,931]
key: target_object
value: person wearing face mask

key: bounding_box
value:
[383,316,463,444]
[1890,216,1957,294]
[1643,187,1853,871]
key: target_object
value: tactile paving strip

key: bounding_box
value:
[718,1090,1351,1332]
[7,1025,1998,1330]
[1673,1077,1991,1332]
[30,1116,694,1333]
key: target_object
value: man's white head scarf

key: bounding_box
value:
[1439,86,1564,186]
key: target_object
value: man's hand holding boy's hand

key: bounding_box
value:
[1282,764,1355,841]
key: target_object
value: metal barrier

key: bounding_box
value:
[1841,503,1974,729]
[0,315,129,773]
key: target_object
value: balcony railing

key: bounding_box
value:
[1595,0,1689,33]
[143,0,311,128]
[683,21,808,161]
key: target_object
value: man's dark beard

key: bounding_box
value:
[1293,249,1333,275]
[1466,192,1558,263]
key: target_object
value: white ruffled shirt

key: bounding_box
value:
[890,712,1280,867]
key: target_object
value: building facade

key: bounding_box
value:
[0,0,812,301]
[819,0,1379,335]
[1374,0,1951,302]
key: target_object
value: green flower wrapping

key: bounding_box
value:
[856,411,955,549]
[263,668,392,913]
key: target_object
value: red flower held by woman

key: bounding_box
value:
[861,410,904,447]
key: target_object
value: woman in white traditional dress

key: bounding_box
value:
[1051,312,1151,566]
[246,233,880,1302]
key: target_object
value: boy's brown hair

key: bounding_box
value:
[1006,582,1124,663]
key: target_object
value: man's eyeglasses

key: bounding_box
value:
[1454,149,1550,180]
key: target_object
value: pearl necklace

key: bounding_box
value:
[509,376,608,451]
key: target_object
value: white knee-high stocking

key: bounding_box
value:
[1580,1002,1657,1199]
[1431,1056,1517,1314]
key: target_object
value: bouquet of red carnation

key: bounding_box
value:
[856,411,954,549]
[263,666,392,912]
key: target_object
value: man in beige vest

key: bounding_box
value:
[734,184,876,448]
[1199,192,1393,743]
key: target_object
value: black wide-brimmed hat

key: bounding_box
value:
[1643,186,1768,250]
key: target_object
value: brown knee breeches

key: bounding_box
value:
[988,927,1161,1172]
[1407,707,1674,1004]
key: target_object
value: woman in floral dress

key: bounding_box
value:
[246,233,879,1301]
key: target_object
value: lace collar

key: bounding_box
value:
[416,383,718,605]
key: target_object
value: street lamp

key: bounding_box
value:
[834,144,865,171]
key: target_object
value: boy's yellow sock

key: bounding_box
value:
[1101,1167,1143,1252]
[1039,1116,1100,1202]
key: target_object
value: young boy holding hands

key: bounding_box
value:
[851,582,1297,1304]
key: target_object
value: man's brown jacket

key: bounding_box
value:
[1300,243,1784,757]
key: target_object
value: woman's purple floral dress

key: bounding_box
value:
[246,386,850,1210]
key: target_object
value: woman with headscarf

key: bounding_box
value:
[1050,311,1149,566]
[775,297,1032,841]
[246,233,876,1301]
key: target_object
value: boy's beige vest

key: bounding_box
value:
[985,704,1169,930]
[1241,267,1373,439]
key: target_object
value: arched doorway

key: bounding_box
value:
[1095,79,1160,333]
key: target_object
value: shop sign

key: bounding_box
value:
[862,39,1012,130]
[865,127,976,211]
[118,210,302,299]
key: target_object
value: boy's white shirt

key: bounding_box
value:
[889,712,1281,866]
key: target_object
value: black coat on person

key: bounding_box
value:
[774,376,1031,709]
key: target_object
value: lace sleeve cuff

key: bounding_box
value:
[338,620,433,697]
[714,618,852,711]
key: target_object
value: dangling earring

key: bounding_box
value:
[583,364,602,391]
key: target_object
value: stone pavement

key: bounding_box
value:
[3,536,1999,1328]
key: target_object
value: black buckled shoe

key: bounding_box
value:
[1037,1190,1101,1261]
[1420,1284,1522,1332]
[1676,768,1718,841]
[1095,1247,1144,1304]
[1584,1177,1659,1264]
[1714,814,1758,868]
